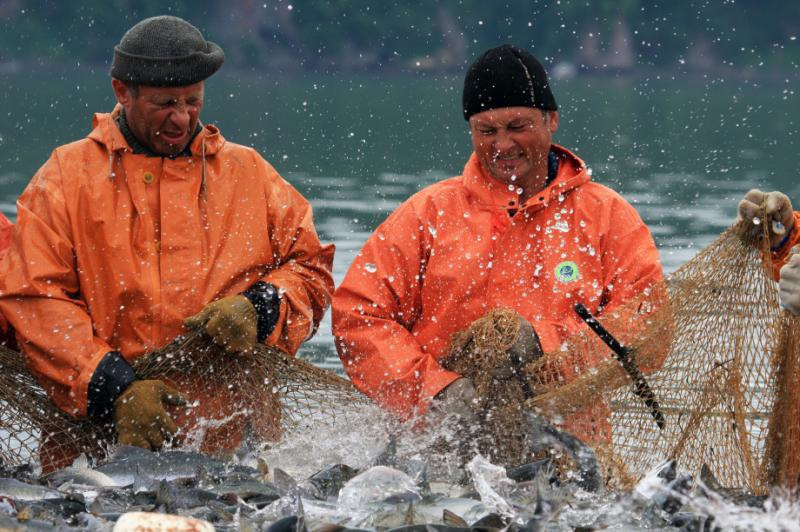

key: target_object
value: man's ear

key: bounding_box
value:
[111,79,131,107]
[548,111,559,134]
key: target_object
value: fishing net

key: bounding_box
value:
[520,218,800,494]
[0,332,370,470]
[430,215,799,494]
[2,217,799,493]
[440,308,531,468]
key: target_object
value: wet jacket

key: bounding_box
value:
[332,145,664,438]
[0,110,335,424]
[0,212,13,338]
[771,211,800,279]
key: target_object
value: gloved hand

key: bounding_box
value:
[737,189,795,249]
[184,295,258,354]
[508,313,543,366]
[113,379,188,450]
[429,377,477,419]
[492,313,543,381]
[779,254,800,315]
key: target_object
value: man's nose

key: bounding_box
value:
[493,130,515,152]
[169,105,191,130]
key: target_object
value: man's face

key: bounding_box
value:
[112,80,204,156]
[469,106,559,192]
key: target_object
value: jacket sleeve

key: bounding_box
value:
[332,199,460,418]
[0,212,14,336]
[257,158,335,355]
[0,152,123,419]
[770,211,800,280]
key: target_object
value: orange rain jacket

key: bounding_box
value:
[333,145,664,441]
[0,110,334,435]
[0,212,13,339]
[771,211,800,279]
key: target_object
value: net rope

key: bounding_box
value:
[2,218,799,493]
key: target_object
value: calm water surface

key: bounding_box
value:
[1,66,798,368]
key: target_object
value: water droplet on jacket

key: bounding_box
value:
[364,263,377,273]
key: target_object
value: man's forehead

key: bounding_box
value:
[470,106,539,125]
[138,81,204,98]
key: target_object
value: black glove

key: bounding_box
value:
[241,281,281,342]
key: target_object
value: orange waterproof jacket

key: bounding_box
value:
[0,110,334,420]
[333,145,664,425]
[0,212,13,337]
[771,211,800,279]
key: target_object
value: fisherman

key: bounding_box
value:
[0,16,334,470]
[737,189,800,313]
[332,44,665,445]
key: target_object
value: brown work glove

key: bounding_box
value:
[113,380,188,450]
[737,189,795,249]
[184,294,258,354]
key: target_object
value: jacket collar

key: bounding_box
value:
[461,143,590,212]
[88,105,225,157]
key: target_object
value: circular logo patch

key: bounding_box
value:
[554,261,579,283]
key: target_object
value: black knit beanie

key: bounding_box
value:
[463,44,557,120]
[111,15,224,87]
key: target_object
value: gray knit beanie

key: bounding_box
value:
[111,15,224,86]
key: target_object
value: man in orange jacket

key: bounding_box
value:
[332,44,664,444]
[0,16,333,469]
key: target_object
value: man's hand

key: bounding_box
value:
[508,313,544,366]
[184,295,258,354]
[492,313,543,382]
[113,380,188,450]
[430,378,477,418]
[780,254,800,315]
[737,189,795,249]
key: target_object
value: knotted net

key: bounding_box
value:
[0,333,370,470]
[2,218,798,493]
[427,218,799,493]
[522,219,800,493]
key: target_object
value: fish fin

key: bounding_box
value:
[442,509,469,527]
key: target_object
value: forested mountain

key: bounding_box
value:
[1,0,798,72]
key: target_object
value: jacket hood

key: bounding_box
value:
[462,143,590,211]
[87,105,225,156]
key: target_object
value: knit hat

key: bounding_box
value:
[111,15,224,87]
[462,44,557,120]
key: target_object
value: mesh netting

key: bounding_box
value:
[2,218,799,493]
[523,219,800,493]
[441,308,531,469]
[0,332,370,469]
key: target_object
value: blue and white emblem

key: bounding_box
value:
[554,261,579,283]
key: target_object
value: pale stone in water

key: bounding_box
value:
[113,512,215,532]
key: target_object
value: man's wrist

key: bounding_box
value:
[87,351,137,420]
[772,223,795,252]
[242,282,281,342]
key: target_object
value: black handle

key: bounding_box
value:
[574,303,665,430]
